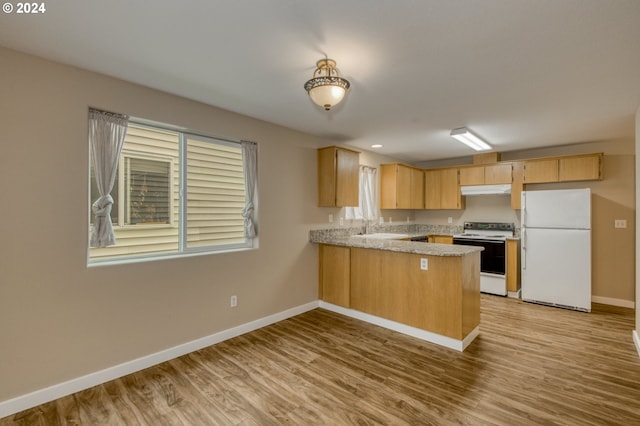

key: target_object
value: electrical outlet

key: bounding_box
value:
[339,217,344,226]
[420,258,428,270]
[230,295,238,308]
[614,219,627,229]
[448,217,453,224]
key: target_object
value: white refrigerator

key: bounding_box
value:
[521,188,591,312]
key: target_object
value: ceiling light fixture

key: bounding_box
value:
[304,58,350,111]
[450,127,492,151]
[371,144,383,148]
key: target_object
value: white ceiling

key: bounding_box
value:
[1,0,639,162]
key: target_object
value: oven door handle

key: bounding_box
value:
[453,238,506,245]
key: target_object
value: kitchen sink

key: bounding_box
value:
[351,233,409,239]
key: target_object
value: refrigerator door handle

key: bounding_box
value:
[521,228,526,270]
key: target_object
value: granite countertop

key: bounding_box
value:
[310,234,483,257]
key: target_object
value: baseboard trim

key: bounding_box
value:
[592,296,635,309]
[318,301,477,352]
[0,301,320,419]
[633,330,640,358]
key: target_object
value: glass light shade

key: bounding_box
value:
[304,58,350,111]
[308,83,347,111]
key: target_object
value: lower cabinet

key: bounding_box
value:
[318,244,350,307]
[506,239,520,294]
[319,244,480,341]
[429,235,453,244]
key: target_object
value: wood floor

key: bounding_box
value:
[2,296,640,425]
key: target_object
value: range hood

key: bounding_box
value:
[460,184,511,196]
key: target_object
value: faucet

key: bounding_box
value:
[362,219,369,235]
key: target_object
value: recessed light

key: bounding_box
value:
[371,144,383,148]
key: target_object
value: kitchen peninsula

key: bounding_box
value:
[310,229,483,351]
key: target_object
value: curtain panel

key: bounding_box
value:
[345,166,380,221]
[89,109,129,247]
[241,141,258,238]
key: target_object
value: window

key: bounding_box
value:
[125,156,172,225]
[345,165,380,221]
[89,122,255,264]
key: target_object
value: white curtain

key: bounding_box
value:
[241,141,258,238]
[89,109,129,247]
[345,166,380,220]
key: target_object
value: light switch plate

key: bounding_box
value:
[614,219,627,229]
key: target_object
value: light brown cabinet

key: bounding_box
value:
[523,158,559,183]
[510,161,524,209]
[458,166,485,186]
[410,168,425,209]
[459,164,512,186]
[318,244,350,308]
[485,164,513,184]
[381,163,424,209]
[349,247,480,340]
[523,153,603,185]
[424,168,464,210]
[317,146,359,207]
[506,239,520,295]
[558,153,603,182]
[429,235,453,244]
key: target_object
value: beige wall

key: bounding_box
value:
[0,47,332,402]
[636,105,640,333]
[1,45,636,405]
[415,140,636,304]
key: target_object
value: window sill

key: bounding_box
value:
[87,242,258,268]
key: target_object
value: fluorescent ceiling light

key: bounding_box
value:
[450,127,492,151]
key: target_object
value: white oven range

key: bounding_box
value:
[452,222,515,296]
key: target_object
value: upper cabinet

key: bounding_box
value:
[459,164,512,186]
[523,158,559,183]
[317,146,360,207]
[558,153,603,182]
[523,153,603,184]
[381,163,424,209]
[424,168,465,210]
[373,152,602,212]
[458,166,484,186]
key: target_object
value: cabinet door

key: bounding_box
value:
[558,154,602,182]
[424,170,442,209]
[523,159,558,183]
[506,239,520,293]
[380,163,397,209]
[317,147,338,206]
[430,235,453,244]
[350,248,384,314]
[410,168,424,209]
[335,148,360,206]
[459,166,485,186]
[396,164,412,209]
[440,168,464,209]
[510,162,524,210]
[318,147,359,207]
[485,164,512,184]
[319,245,350,307]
